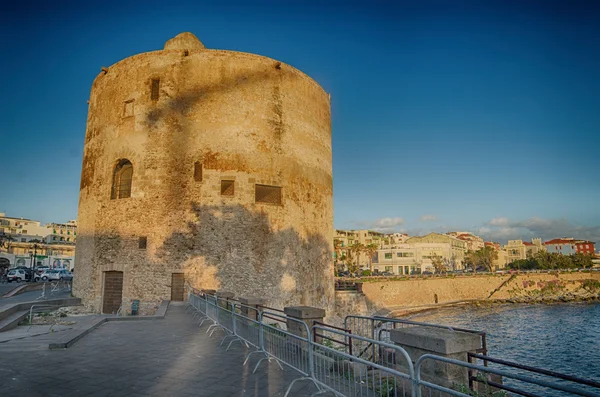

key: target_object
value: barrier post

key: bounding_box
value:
[238,297,264,321]
[283,306,325,342]
[391,325,481,389]
[216,291,234,310]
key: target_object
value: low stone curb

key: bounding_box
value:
[48,300,170,350]
[2,282,46,298]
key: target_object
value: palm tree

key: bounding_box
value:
[349,242,365,273]
[333,239,343,266]
[364,243,379,274]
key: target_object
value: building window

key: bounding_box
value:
[255,184,282,205]
[123,100,134,117]
[139,236,147,249]
[111,159,133,199]
[384,253,392,259]
[194,162,203,182]
[151,78,160,101]
[221,180,235,196]
[23,230,27,234]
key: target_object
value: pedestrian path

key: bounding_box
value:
[0,303,316,396]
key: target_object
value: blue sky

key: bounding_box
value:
[1,0,599,244]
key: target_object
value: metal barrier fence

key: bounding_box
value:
[344,315,487,364]
[187,291,600,397]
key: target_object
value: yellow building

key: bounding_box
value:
[334,229,386,268]
[504,238,544,263]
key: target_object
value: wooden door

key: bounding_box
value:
[171,273,185,301]
[102,271,123,314]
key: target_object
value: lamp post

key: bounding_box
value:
[30,242,41,282]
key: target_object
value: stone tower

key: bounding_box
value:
[74,32,333,314]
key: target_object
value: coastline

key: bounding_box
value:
[384,293,600,319]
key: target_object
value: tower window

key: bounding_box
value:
[123,100,134,117]
[194,161,203,182]
[255,185,282,205]
[151,78,160,101]
[221,180,235,196]
[139,237,147,249]
[111,159,133,199]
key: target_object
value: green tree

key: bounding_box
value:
[349,242,365,272]
[464,250,476,271]
[431,254,446,274]
[477,246,499,272]
[333,239,343,266]
[572,253,593,269]
[364,243,379,274]
[345,251,357,274]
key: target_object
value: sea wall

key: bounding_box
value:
[358,272,600,314]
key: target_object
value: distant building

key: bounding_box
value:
[334,229,386,267]
[0,213,50,241]
[504,238,544,263]
[45,220,78,244]
[544,238,595,256]
[447,231,484,251]
[405,232,467,271]
[575,240,595,255]
[0,213,76,268]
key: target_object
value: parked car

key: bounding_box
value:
[34,269,53,282]
[46,269,73,281]
[7,269,31,282]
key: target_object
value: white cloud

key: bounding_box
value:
[479,217,600,245]
[361,217,405,232]
[489,217,509,226]
[420,214,437,222]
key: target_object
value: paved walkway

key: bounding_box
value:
[0,285,71,311]
[0,303,316,396]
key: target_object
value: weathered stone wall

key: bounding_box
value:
[74,33,334,313]
[359,272,600,312]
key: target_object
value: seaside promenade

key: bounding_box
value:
[0,303,313,397]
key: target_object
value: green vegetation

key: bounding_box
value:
[581,279,600,292]
[452,374,507,397]
[465,247,499,272]
[508,252,593,270]
[431,254,446,274]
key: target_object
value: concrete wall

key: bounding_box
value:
[74,33,334,313]
[360,272,600,311]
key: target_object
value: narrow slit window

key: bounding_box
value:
[151,78,160,101]
[139,236,147,249]
[221,180,235,196]
[194,162,203,182]
[255,184,282,205]
[123,100,134,117]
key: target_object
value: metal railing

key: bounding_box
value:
[345,315,487,364]
[187,291,600,397]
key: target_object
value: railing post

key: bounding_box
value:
[216,291,234,310]
[390,326,482,390]
[239,297,264,321]
[283,306,325,342]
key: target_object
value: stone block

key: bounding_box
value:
[284,305,325,342]
[390,326,482,389]
[238,296,264,321]
[284,306,326,319]
[390,326,482,355]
